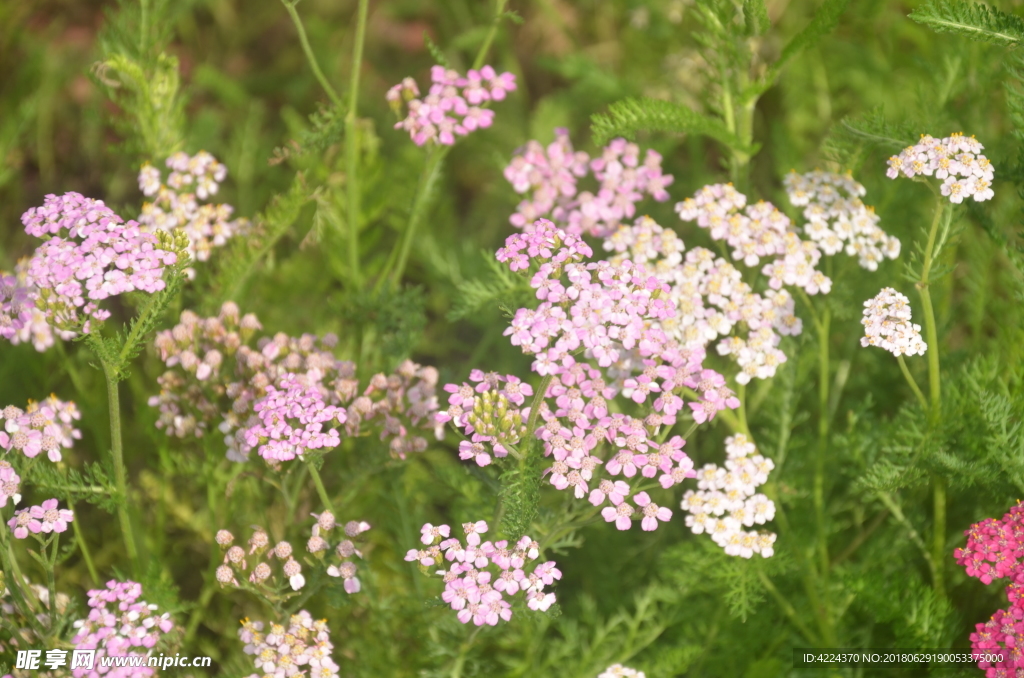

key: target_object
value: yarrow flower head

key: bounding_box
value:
[783,170,900,270]
[0,260,77,352]
[7,498,73,539]
[505,129,673,237]
[406,521,560,625]
[860,288,927,357]
[678,434,777,558]
[70,580,176,677]
[238,611,339,678]
[20,192,186,335]
[887,132,994,203]
[0,394,82,462]
[954,503,1024,675]
[138,152,250,272]
[149,303,441,461]
[389,65,516,146]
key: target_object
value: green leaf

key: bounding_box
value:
[591,97,750,152]
[448,252,534,321]
[752,0,850,97]
[744,0,771,36]
[909,0,1024,47]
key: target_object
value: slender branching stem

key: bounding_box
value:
[281,0,343,107]
[99,355,140,573]
[305,460,335,515]
[814,306,831,576]
[390,147,447,287]
[66,495,100,586]
[472,0,510,71]
[896,355,929,412]
[344,0,371,286]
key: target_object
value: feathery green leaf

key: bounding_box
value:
[910,0,1024,47]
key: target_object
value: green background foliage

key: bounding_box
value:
[2,0,1024,675]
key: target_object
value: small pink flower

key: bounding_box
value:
[634,491,672,531]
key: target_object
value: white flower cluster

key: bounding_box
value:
[604,217,801,385]
[784,170,901,271]
[138,151,250,268]
[676,183,831,295]
[679,434,777,558]
[860,287,927,357]
[886,132,994,204]
[598,665,646,678]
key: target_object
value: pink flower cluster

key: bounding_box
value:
[604,217,800,385]
[0,262,76,352]
[436,370,533,466]
[217,527,306,592]
[388,65,515,146]
[241,373,348,463]
[784,170,900,271]
[0,395,81,462]
[406,521,560,625]
[0,460,21,507]
[505,129,673,237]
[679,435,777,558]
[886,132,995,203]
[7,499,73,539]
[239,611,339,678]
[955,503,1024,675]
[138,151,250,268]
[149,303,441,462]
[69,580,175,678]
[20,193,180,334]
[676,184,831,295]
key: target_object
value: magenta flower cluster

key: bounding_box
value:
[0,395,82,462]
[69,580,175,678]
[0,262,77,352]
[955,503,1024,674]
[504,129,673,237]
[138,151,250,268]
[7,498,73,539]
[239,611,339,678]
[149,302,441,462]
[20,192,179,334]
[388,65,516,146]
[242,373,348,463]
[676,183,831,295]
[406,521,560,625]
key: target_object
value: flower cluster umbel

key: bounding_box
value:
[784,170,900,271]
[7,499,73,539]
[954,502,1024,674]
[505,129,673,237]
[860,287,927,357]
[138,151,250,269]
[20,192,184,335]
[149,302,441,463]
[0,395,81,462]
[388,65,516,146]
[406,520,560,625]
[0,260,77,352]
[679,435,776,558]
[69,580,176,678]
[239,611,340,678]
[887,132,994,204]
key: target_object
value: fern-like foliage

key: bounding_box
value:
[448,253,534,321]
[591,97,749,151]
[909,0,1024,47]
[205,172,311,311]
[822,106,919,169]
[744,0,771,36]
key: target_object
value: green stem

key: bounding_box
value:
[99,356,140,573]
[472,0,510,70]
[389,148,447,287]
[758,570,819,645]
[917,195,948,598]
[344,0,371,286]
[814,306,831,576]
[306,460,335,514]
[139,0,150,55]
[281,0,343,107]
[896,356,929,412]
[450,626,483,678]
[45,534,59,631]
[66,496,100,586]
